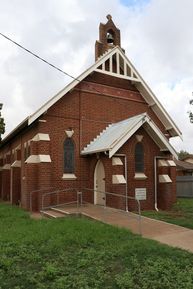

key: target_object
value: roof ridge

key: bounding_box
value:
[111,113,147,126]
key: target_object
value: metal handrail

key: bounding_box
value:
[30,187,55,211]
[81,188,142,235]
[41,188,81,211]
[39,186,142,235]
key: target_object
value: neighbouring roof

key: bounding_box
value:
[1,46,182,147]
[175,159,193,171]
[81,113,178,159]
[181,155,193,161]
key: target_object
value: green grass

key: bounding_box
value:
[143,198,193,229]
[1,204,193,288]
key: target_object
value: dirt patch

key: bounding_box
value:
[30,212,43,220]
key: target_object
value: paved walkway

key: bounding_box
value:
[56,204,193,253]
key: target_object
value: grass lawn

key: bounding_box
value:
[143,198,193,229]
[1,204,193,289]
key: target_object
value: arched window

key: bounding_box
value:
[135,143,144,173]
[64,138,75,173]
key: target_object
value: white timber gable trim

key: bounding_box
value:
[26,46,181,138]
[81,113,178,159]
[143,118,178,159]
[95,49,141,83]
[108,116,146,158]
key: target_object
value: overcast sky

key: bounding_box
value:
[0,0,193,153]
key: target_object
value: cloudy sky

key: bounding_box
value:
[0,0,193,153]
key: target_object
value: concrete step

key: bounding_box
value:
[51,207,70,215]
[40,209,67,219]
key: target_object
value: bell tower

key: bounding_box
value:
[95,15,123,61]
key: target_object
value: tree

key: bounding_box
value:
[189,96,193,123]
[178,150,190,160]
[0,104,5,141]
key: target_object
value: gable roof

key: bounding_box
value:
[175,159,193,171]
[181,155,193,161]
[28,46,181,137]
[1,46,181,146]
[81,113,178,159]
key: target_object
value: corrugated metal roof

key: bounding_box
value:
[175,159,193,170]
[81,113,146,156]
[81,113,178,158]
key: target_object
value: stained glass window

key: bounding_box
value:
[64,138,75,173]
[135,142,144,172]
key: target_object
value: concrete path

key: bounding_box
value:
[59,204,193,253]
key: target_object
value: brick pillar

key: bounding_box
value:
[157,159,174,210]
[0,158,3,199]
[2,166,11,201]
[12,167,21,205]
[169,165,177,204]
[24,133,52,211]
[11,149,22,206]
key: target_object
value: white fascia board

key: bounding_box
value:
[115,46,182,138]
[147,119,178,159]
[81,148,109,156]
[151,104,182,138]
[109,117,146,158]
[28,47,119,126]
[1,117,28,143]
[28,45,181,139]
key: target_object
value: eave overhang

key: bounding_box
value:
[1,46,181,146]
[81,113,178,159]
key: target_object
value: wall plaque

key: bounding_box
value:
[135,188,147,200]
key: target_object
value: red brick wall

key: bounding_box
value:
[0,72,176,211]
[2,169,10,201]
[12,167,21,205]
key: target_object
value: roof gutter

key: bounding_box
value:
[0,117,29,148]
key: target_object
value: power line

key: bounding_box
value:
[0,31,106,97]
[0,32,80,82]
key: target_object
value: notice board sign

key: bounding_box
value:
[135,188,147,200]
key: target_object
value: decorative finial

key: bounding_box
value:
[106,14,112,21]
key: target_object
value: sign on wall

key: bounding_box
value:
[135,188,147,200]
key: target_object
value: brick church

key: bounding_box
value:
[0,15,181,212]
